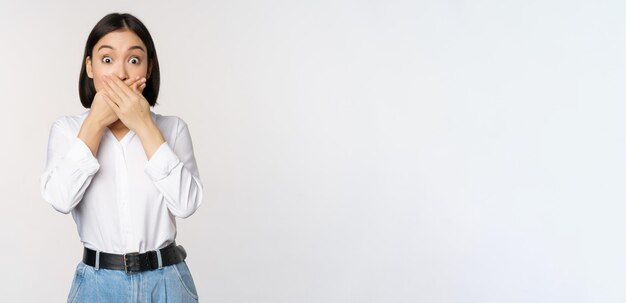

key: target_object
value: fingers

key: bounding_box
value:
[103,75,148,108]
[132,78,147,93]
[101,90,120,114]
[105,74,147,96]
[124,76,142,88]
[103,74,131,100]
[119,76,146,93]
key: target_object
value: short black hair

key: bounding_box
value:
[79,13,160,108]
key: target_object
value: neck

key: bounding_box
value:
[108,119,128,131]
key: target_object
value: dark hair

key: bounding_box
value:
[79,13,160,108]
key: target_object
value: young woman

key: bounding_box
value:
[40,13,203,302]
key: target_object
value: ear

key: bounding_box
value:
[86,56,93,79]
[146,61,152,79]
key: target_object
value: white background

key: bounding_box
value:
[0,0,624,302]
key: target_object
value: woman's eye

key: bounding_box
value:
[102,56,112,64]
[129,57,140,64]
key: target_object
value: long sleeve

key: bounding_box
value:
[144,118,203,218]
[40,119,101,214]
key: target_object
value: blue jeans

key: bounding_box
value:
[67,260,199,302]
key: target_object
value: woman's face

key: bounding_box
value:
[86,29,151,92]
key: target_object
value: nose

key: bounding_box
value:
[114,63,129,81]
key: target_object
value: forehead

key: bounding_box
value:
[94,29,146,51]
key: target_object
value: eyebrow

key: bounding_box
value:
[97,45,145,53]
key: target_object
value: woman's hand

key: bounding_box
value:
[101,74,152,132]
[80,77,146,156]
[101,74,165,159]
[89,76,146,128]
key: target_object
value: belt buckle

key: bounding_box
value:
[123,252,140,274]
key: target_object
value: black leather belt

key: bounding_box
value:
[82,242,187,274]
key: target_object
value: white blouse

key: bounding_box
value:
[40,109,203,254]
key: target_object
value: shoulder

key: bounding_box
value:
[48,109,90,136]
[152,112,189,132]
[152,112,194,147]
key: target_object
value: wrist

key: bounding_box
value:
[136,119,160,138]
[135,120,166,160]
[85,112,110,130]
[84,115,107,133]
